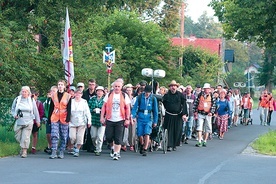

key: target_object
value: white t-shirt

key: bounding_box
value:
[103,92,131,122]
[233,94,241,106]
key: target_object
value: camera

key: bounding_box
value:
[17,109,23,118]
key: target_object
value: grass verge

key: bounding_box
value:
[0,125,48,158]
[251,130,276,156]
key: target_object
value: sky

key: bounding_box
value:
[185,0,216,22]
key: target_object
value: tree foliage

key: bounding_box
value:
[210,0,276,48]
[0,0,227,97]
[210,0,276,90]
[0,2,181,97]
[182,46,223,86]
[257,47,276,89]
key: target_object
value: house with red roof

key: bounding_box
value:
[171,35,222,56]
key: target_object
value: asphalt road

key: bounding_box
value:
[0,109,276,184]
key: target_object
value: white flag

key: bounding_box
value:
[63,8,74,85]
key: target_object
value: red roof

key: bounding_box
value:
[171,36,222,56]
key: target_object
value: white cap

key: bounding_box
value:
[124,83,133,88]
[203,83,211,89]
[77,82,84,87]
[69,86,76,91]
[96,86,105,92]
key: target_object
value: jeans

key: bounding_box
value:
[260,107,269,125]
[183,116,194,139]
[90,125,106,152]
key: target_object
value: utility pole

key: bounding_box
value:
[179,2,185,74]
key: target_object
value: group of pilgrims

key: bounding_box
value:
[11,78,275,160]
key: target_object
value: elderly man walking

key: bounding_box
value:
[100,80,131,160]
[193,83,216,147]
[162,80,188,151]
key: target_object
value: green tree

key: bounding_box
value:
[210,0,275,48]
[182,46,223,86]
[257,47,276,90]
[193,12,222,38]
[183,13,222,38]
[210,0,276,90]
[73,10,179,86]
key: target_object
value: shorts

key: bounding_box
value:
[105,120,124,145]
[243,109,249,119]
[32,123,40,134]
[196,113,212,133]
[46,122,51,134]
[137,119,152,137]
[234,106,240,116]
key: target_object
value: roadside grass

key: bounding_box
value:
[252,97,258,109]
[251,130,276,156]
[0,125,48,158]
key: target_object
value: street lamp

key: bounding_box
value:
[141,68,166,93]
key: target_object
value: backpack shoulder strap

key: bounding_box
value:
[137,94,142,109]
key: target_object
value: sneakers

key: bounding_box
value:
[31,147,36,154]
[195,142,202,147]
[58,151,64,159]
[21,152,27,158]
[44,147,51,154]
[67,148,75,155]
[110,148,114,158]
[49,150,57,159]
[73,152,79,157]
[202,142,207,147]
[95,152,101,156]
[173,147,177,151]
[113,152,119,160]
[167,147,172,152]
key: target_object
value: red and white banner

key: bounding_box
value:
[63,8,74,85]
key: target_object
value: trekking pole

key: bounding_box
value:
[8,119,16,132]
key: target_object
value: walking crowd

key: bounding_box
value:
[11,78,276,160]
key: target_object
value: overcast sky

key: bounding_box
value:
[185,0,216,22]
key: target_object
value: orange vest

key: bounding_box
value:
[105,92,127,120]
[241,96,252,110]
[198,94,212,113]
[51,92,70,124]
[259,95,270,108]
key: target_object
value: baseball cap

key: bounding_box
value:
[77,82,84,88]
[144,85,152,93]
[69,86,76,91]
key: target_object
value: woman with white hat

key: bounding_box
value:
[88,86,105,156]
